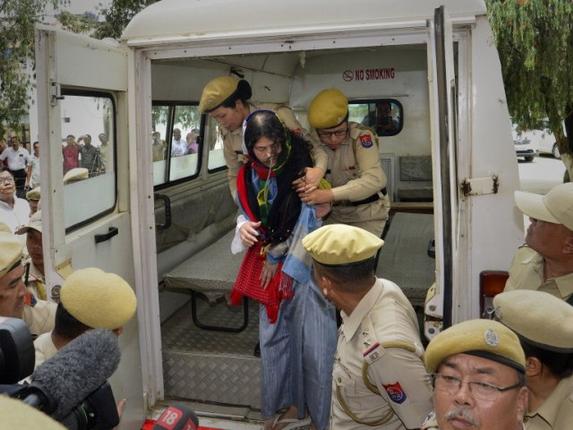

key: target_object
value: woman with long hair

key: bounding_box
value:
[230,110,337,430]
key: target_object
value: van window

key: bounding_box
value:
[152,103,201,187]
[205,116,226,171]
[349,99,403,137]
[60,92,116,230]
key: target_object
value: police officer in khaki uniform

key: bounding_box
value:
[300,89,390,237]
[493,290,573,430]
[422,319,528,430]
[505,183,573,301]
[34,267,137,368]
[199,75,328,199]
[0,223,56,336]
[303,224,432,429]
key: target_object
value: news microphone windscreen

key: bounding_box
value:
[31,329,120,420]
[153,404,199,430]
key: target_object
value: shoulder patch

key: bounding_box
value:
[383,382,408,404]
[359,133,374,148]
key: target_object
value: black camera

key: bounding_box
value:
[0,318,119,430]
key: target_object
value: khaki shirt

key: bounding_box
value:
[34,331,58,369]
[221,103,328,198]
[525,376,573,430]
[322,122,390,237]
[421,412,439,430]
[505,246,573,300]
[22,299,57,336]
[331,278,432,430]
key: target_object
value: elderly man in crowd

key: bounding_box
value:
[505,183,573,302]
[422,319,528,430]
[494,290,573,429]
[0,169,30,233]
[0,136,31,198]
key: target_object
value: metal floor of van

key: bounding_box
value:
[162,296,262,410]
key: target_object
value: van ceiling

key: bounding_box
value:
[153,45,426,78]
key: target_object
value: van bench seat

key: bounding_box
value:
[163,230,243,302]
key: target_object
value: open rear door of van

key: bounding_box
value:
[425,6,458,337]
[35,26,151,429]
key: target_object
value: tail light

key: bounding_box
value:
[480,271,509,318]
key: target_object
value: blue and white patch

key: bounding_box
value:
[359,133,374,148]
[383,382,408,404]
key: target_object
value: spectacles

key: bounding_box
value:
[317,128,348,138]
[432,373,523,401]
[0,177,15,184]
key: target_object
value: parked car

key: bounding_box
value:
[513,125,537,162]
[514,122,561,160]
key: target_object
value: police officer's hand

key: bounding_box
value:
[292,166,324,193]
[260,260,278,289]
[300,189,334,205]
[239,220,261,247]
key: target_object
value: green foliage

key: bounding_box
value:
[487,0,573,141]
[57,10,99,34]
[0,0,62,136]
[94,0,159,40]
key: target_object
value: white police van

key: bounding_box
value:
[34,0,523,427]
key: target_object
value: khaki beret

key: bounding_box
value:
[199,76,252,113]
[0,396,65,430]
[63,167,89,184]
[0,231,24,278]
[16,210,42,235]
[515,183,573,231]
[308,88,349,129]
[425,319,526,373]
[494,290,573,352]
[61,268,137,330]
[302,224,383,266]
[26,186,41,201]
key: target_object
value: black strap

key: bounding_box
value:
[566,294,573,306]
[350,188,387,206]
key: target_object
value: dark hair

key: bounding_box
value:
[315,258,376,287]
[521,339,573,378]
[244,110,287,155]
[240,110,312,245]
[219,79,252,109]
[53,303,91,340]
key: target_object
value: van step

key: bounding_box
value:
[162,297,261,409]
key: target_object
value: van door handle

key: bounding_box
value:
[95,226,119,244]
[154,193,172,231]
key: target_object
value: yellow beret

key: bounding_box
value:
[425,319,526,373]
[302,224,383,266]
[308,88,349,129]
[26,186,41,201]
[199,76,240,113]
[0,396,66,430]
[16,210,42,234]
[494,290,573,352]
[61,268,137,329]
[0,231,24,277]
[63,167,89,184]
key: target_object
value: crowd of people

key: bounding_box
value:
[151,128,200,162]
[62,133,109,177]
[1,74,572,430]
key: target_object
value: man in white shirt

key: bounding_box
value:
[0,137,31,197]
[26,141,41,190]
[171,128,188,157]
[0,170,30,233]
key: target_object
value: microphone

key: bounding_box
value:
[153,404,199,430]
[20,329,120,420]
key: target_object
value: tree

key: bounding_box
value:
[0,0,61,138]
[94,0,159,40]
[487,0,573,179]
